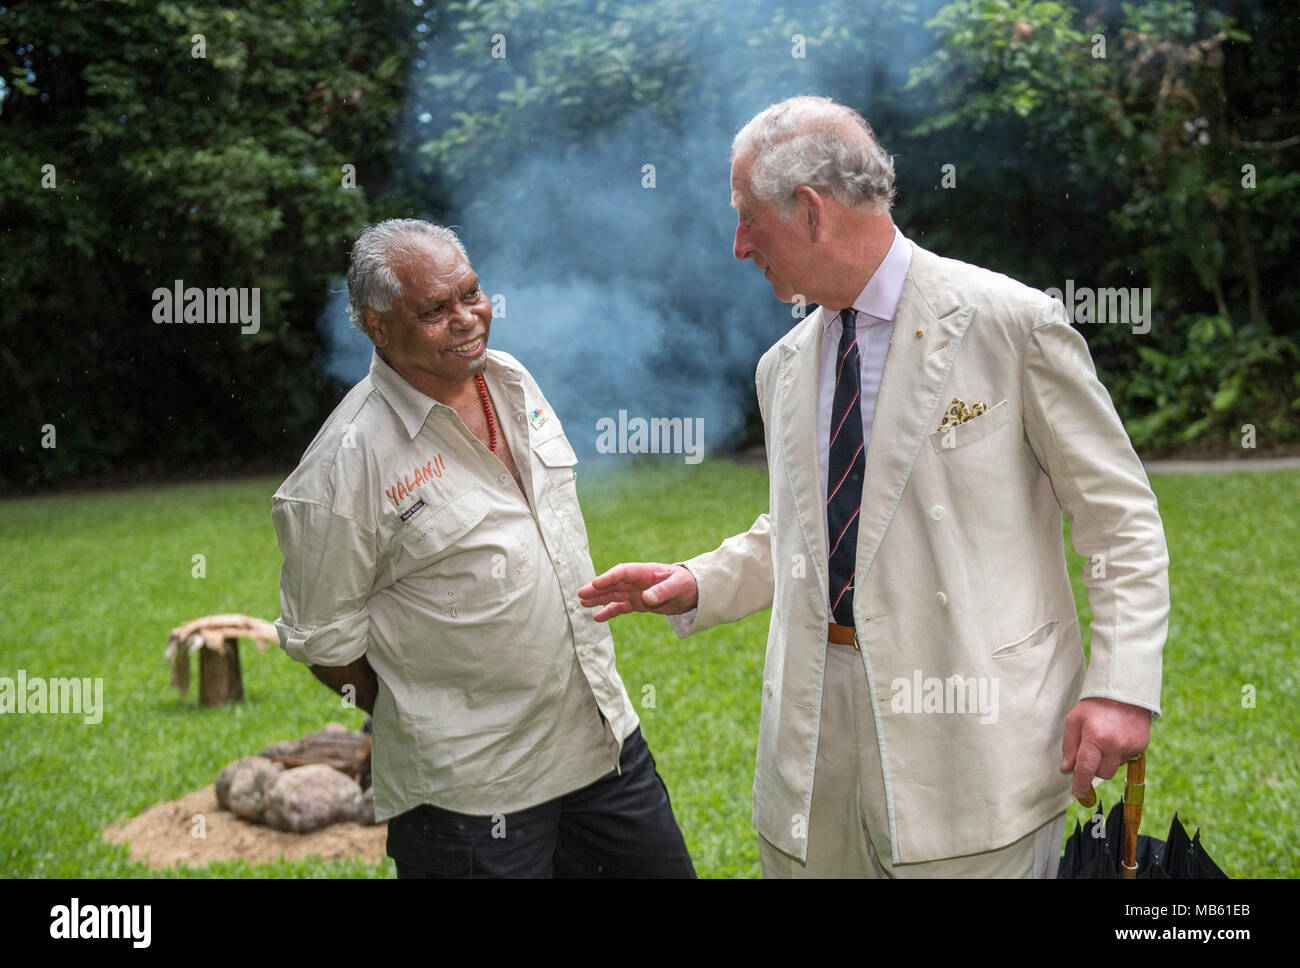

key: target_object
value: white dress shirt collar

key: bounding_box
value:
[821,224,911,328]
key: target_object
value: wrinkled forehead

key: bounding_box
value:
[394,241,474,292]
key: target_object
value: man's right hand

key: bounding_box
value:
[578,562,699,622]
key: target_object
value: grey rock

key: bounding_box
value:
[263,764,363,833]
[216,756,283,813]
[219,756,285,821]
[215,759,239,811]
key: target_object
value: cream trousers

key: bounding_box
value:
[760,639,1066,878]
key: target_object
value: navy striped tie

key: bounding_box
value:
[827,307,865,627]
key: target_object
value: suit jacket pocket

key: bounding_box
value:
[929,398,1011,454]
[991,619,1060,658]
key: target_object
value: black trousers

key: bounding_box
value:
[385,727,696,878]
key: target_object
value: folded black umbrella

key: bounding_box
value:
[1059,801,1228,878]
[1058,753,1227,879]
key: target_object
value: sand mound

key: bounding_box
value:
[102,784,389,870]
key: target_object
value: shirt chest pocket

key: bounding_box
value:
[532,433,592,560]
[399,486,490,562]
[396,484,539,614]
[532,434,579,496]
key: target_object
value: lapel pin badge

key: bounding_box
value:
[528,407,547,430]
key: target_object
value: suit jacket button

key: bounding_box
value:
[930,505,945,520]
[936,591,948,607]
[764,680,774,697]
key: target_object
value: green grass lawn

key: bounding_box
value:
[1,461,1296,877]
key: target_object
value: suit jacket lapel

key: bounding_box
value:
[775,308,830,604]
[855,244,978,596]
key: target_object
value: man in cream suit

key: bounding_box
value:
[579,96,1169,877]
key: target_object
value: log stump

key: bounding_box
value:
[199,636,244,706]
[165,614,277,707]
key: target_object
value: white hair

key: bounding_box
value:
[346,219,469,335]
[731,95,896,219]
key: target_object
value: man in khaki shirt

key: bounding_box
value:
[271,218,693,878]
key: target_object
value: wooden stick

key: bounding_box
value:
[1121,753,1146,879]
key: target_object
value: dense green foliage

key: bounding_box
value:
[2,462,1296,876]
[2,0,1296,491]
[411,0,934,194]
[1,0,420,490]
[906,0,1300,451]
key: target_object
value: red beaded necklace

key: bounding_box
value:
[475,372,497,452]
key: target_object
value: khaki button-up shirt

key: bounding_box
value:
[271,348,638,820]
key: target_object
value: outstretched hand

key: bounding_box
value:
[1059,697,1152,801]
[578,562,699,622]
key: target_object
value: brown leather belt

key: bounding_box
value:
[828,623,859,650]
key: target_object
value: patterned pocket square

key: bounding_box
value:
[937,397,989,431]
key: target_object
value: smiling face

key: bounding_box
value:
[730,154,815,304]
[364,241,492,399]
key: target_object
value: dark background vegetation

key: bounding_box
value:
[2,0,1296,493]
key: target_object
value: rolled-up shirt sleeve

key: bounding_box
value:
[271,496,377,667]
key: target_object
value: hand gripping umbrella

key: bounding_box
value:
[1057,753,1228,879]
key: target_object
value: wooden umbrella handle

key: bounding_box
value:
[1074,752,1146,809]
[1072,752,1147,878]
[1121,752,1145,879]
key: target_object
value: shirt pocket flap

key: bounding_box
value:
[533,434,579,468]
[929,398,1011,454]
[400,487,489,559]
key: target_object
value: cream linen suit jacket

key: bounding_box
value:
[681,240,1169,865]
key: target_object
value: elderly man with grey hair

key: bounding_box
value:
[582,96,1168,877]
[270,219,694,878]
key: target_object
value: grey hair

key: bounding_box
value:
[731,95,896,219]
[346,219,469,335]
